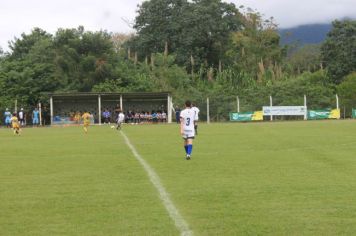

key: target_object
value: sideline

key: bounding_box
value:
[120,131,193,236]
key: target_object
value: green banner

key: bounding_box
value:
[230,111,263,121]
[352,109,356,118]
[307,109,340,120]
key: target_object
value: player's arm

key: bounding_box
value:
[180,116,184,135]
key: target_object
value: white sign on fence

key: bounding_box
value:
[263,106,306,116]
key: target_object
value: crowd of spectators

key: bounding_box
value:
[124,110,167,124]
[53,103,168,125]
[2,106,51,126]
[2,102,174,126]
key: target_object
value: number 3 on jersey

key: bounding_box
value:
[186,118,190,126]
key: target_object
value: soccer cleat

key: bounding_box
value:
[186,154,191,160]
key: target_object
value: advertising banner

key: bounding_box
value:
[352,109,356,118]
[230,111,263,121]
[262,106,306,116]
[307,109,340,120]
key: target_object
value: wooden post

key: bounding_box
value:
[98,95,102,125]
[164,41,168,57]
[50,96,53,125]
[190,54,194,76]
[207,97,210,124]
[150,53,155,68]
[167,94,172,123]
[237,96,240,112]
[304,95,307,120]
[270,95,273,121]
[39,103,42,126]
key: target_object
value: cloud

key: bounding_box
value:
[232,0,356,28]
[1,0,355,51]
[0,0,140,51]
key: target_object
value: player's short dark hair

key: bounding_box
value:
[185,100,192,107]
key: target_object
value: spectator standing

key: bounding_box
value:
[102,109,111,124]
[4,108,12,128]
[162,111,167,122]
[152,111,158,123]
[32,108,40,127]
[74,111,81,125]
[175,106,181,124]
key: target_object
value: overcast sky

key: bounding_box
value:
[1,0,356,52]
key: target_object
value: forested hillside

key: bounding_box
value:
[279,23,332,45]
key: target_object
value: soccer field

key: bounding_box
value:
[1,121,356,235]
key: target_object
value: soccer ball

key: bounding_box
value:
[110,125,115,129]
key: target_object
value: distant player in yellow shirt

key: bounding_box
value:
[11,113,21,135]
[82,112,91,133]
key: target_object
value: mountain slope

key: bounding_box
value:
[279,23,332,45]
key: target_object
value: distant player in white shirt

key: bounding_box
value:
[191,103,200,135]
[180,100,196,160]
[116,110,125,130]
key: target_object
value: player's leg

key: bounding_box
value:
[83,123,88,133]
[13,125,19,135]
[183,139,188,154]
[186,138,193,160]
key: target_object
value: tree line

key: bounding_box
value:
[0,0,355,120]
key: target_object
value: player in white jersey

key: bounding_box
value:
[116,110,125,130]
[180,100,195,160]
[191,103,200,135]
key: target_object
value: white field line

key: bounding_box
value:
[120,131,193,236]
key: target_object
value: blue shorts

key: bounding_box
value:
[33,118,39,124]
[5,118,11,124]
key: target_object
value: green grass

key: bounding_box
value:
[1,120,356,235]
